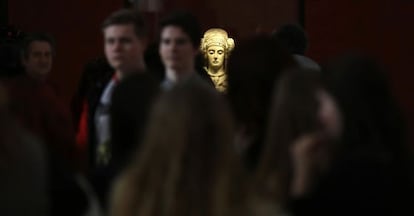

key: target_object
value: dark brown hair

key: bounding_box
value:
[102,9,146,38]
[226,35,295,169]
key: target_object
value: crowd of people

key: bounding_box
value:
[1,8,413,216]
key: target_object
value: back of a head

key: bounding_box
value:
[227,35,295,129]
[159,11,202,48]
[111,81,247,216]
[150,80,232,152]
[272,24,308,55]
[304,55,414,214]
[255,69,324,205]
[144,43,165,81]
[110,72,160,170]
[226,35,295,169]
[102,9,147,38]
[324,55,407,158]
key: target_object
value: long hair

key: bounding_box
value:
[111,81,247,216]
[297,55,414,214]
[255,69,325,205]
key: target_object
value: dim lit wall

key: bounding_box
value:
[162,0,298,39]
[305,0,414,145]
[9,0,298,105]
[8,0,123,105]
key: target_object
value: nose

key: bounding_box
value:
[112,41,122,52]
[169,41,178,53]
[40,54,50,63]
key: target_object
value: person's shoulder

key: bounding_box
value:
[160,78,174,91]
[190,72,215,88]
[293,55,321,71]
[5,74,30,84]
[4,75,40,96]
[118,72,160,93]
[197,68,215,86]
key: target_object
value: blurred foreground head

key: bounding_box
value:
[226,35,295,169]
[111,80,248,216]
[324,55,409,160]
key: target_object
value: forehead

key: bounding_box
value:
[160,26,190,40]
[104,24,137,38]
[208,45,224,51]
[28,41,52,53]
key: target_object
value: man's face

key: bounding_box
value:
[207,45,225,70]
[159,26,198,72]
[22,41,53,79]
[104,24,145,73]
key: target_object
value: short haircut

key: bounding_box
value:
[21,33,55,59]
[159,11,202,48]
[102,9,147,38]
[272,24,308,55]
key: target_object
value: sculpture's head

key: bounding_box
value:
[201,28,235,70]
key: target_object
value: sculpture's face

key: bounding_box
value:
[207,45,225,69]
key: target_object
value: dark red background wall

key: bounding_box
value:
[8,0,298,105]
[306,0,414,144]
[8,0,124,104]
[162,0,298,39]
[9,1,414,143]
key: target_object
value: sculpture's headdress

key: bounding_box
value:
[201,28,235,57]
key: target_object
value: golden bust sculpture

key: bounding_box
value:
[201,28,235,92]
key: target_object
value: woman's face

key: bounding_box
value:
[207,45,225,70]
[316,89,342,139]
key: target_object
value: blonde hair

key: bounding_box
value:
[111,80,248,216]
